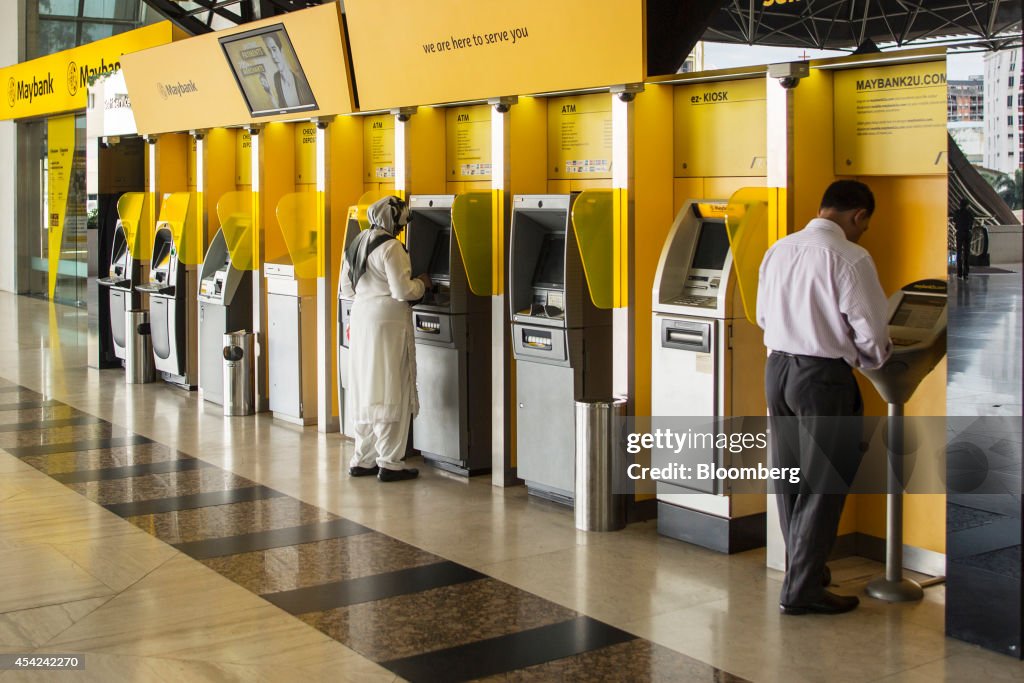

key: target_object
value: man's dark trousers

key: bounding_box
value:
[955,230,970,278]
[766,353,864,607]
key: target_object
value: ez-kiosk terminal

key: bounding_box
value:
[509,194,611,504]
[197,228,253,405]
[406,195,491,475]
[859,278,947,602]
[97,219,141,364]
[651,199,768,553]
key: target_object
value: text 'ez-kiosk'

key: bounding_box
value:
[406,194,491,475]
[651,199,768,553]
[136,192,199,389]
[510,194,612,504]
[197,201,253,406]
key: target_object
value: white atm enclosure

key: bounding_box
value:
[651,199,767,553]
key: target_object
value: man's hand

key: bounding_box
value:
[417,273,432,289]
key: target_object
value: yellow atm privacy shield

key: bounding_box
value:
[451,191,493,295]
[833,60,947,176]
[217,191,254,271]
[120,3,353,134]
[571,189,616,309]
[117,192,151,260]
[723,187,772,326]
[160,192,201,265]
[344,0,644,110]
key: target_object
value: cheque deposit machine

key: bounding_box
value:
[198,228,253,405]
[859,279,947,602]
[510,194,612,504]
[265,193,317,425]
[136,193,198,389]
[97,221,140,363]
[337,206,361,436]
[406,195,491,474]
[651,200,767,553]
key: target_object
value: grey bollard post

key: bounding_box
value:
[125,310,155,384]
[223,331,255,417]
[574,398,628,531]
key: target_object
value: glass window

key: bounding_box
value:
[80,22,116,43]
[83,0,139,20]
[38,0,80,16]
[37,19,78,54]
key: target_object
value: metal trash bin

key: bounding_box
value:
[574,398,627,531]
[222,331,254,417]
[125,310,155,384]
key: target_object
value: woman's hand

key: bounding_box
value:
[417,273,432,289]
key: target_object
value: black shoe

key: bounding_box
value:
[378,467,419,482]
[349,465,379,477]
[780,591,859,616]
[823,565,832,587]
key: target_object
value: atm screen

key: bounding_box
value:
[428,232,450,278]
[154,244,172,271]
[691,220,729,271]
[533,235,565,289]
[219,24,318,117]
[890,294,944,330]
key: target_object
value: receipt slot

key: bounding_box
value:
[406,195,491,474]
[97,221,140,363]
[650,200,768,553]
[859,279,947,602]
[197,229,252,405]
[510,194,612,504]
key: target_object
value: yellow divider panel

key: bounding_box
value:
[217,191,254,271]
[276,191,319,280]
[117,192,150,260]
[451,191,493,296]
[571,188,615,309]
[723,187,772,326]
[160,191,201,265]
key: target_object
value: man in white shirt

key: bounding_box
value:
[756,180,892,615]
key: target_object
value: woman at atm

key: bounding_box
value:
[340,196,430,482]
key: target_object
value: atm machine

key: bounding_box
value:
[406,195,491,474]
[197,228,252,405]
[136,196,198,389]
[337,205,361,436]
[97,221,140,364]
[510,194,612,504]
[265,253,316,425]
[650,199,768,553]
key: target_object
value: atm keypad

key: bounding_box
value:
[671,295,716,307]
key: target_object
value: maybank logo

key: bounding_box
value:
[7,78,15,108]
[67,61,79,96]
[157,80,199,100]
[9,72,55,105]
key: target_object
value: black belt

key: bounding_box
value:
[771,351,848,365]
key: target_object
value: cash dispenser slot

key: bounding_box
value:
[662,319,711,353]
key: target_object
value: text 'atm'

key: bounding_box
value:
[510,194,611,504]
[651,199,768,553]
[406,195,491,475]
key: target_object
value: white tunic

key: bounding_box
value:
[339,230,426,423]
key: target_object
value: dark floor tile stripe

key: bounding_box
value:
[380,616,637,683]
[174,517,370,561]
[266,561,484,614]
[0,415,103,433]
[51,456,208,484]
[6,434,150,458]
[0,399,62,411]
[105,485,285,518]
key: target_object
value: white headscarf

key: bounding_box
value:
[367,196,410,236]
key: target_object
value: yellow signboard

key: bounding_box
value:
[345,0,644,110]
[295,122,317,185]
[363,115,395,182]
[674,78,767,178]
[446,105,492,181]
[47,115,76,298]
[0,23,179,121]
[236,130,252,186]
[121,4,354,134]
[834,61,947,176]
[548,93,612,180]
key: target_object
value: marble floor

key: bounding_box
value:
[0,290,1022,682]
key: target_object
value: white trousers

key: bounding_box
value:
[349,418,410,471]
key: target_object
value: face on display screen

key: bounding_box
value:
[890,294,944,330]
[220,25,318,116]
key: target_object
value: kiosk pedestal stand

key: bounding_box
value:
[859,279,947,602]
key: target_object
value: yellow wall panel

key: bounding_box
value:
[510,97,548,197]
[409,107,446,194]
[259,122,295,265]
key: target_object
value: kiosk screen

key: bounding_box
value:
[533,236,565,289]
[428,233,451,279]
[220,25,318,117]
[890,294,943,330]
[691,221,729,271]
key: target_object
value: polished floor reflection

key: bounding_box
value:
[1,291,1023,682]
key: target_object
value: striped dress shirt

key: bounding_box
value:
[756,218,892,370]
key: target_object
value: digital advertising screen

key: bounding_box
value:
[219,24,318,117]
